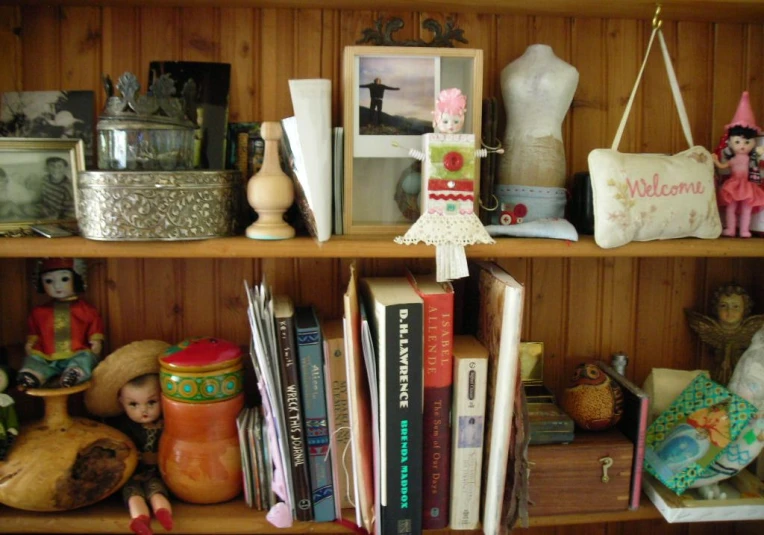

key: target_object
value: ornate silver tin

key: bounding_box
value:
[75,170,241,241]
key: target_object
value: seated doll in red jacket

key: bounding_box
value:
[17,258,104,389]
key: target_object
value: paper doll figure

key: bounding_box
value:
[17,258,104,390]
[691,326,764,499]
[394,88,498,282]
[685,282,764,384]
[712,91,764,238]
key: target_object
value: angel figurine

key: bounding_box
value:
[685,282,764,384]
[394,88,499,282]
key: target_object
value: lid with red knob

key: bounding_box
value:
[159,337,242,373]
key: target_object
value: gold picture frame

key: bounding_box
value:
[0,137,84,233]
[343,46,483,235]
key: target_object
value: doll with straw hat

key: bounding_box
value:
[85,340,174,535]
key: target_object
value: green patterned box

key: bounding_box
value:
[644,374,757,495]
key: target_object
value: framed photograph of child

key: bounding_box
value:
[0,138,85,233]
[343,46,483,235]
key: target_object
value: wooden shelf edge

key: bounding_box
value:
[0,235,762,259]
[0,498,662,533]
[6,0,764,24]
[525,502,662,527]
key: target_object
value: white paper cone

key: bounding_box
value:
[288,79,332,242]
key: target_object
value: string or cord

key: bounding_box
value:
[479,194,500,211]
[323,425,356,508]
[481,139,504,152]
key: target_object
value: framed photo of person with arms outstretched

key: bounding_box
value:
[343,46,483,235]
[0,138,84,234]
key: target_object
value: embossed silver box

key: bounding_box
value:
[75,170,241,241]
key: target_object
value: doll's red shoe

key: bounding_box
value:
[155,508,174,531]
[129,514,152,535]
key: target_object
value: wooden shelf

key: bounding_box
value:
[5,0,764,24]
[0,235,762,259]
[0,498,662,533]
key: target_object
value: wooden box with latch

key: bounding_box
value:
[527,428,633,516]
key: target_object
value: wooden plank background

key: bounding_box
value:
[0,6,763,534]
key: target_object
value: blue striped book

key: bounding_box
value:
[295,306,336,522]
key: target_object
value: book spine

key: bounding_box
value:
[296,307,336,522]
[236,132,249,176]
[449,354,488,530]
[629,397,649,510]
[421,292,454,529]
[382,303,423,535]
[276,314,313,521]
[324,330,354,512]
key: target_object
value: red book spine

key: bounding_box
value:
[409,274,454,530]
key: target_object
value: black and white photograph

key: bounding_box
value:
[0,138,84,231]
[0,91,96,169]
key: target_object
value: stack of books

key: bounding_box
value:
[242,261,526,533]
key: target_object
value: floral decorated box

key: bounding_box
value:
[644,374,757,495]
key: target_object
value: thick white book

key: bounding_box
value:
[473,261,525,535]
[449,335,489,530]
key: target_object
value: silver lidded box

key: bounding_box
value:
[97,72,197,171]
[75,170,241,241]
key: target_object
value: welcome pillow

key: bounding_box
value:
[588,147,721,248]
[587,25,722,249]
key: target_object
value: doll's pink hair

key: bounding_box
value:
[434,88,467,123]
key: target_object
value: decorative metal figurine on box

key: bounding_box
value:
[394,88,497,282]
[98,71,197,171]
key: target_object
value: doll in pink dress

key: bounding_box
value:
[712,91,764,238]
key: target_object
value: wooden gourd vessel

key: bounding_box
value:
[0,382,138,512]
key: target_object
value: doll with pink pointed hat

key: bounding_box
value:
[712,91,764,238]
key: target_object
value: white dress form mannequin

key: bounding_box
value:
[499,44,579,188]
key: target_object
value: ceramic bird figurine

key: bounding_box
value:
[685,282,764,384]
[690,325,764,499]
[561,363,624,431]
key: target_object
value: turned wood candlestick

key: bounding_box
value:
[245,121,295,240]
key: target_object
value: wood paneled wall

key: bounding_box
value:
[1,6,763,534]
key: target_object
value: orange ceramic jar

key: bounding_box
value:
[157,338,243,504]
